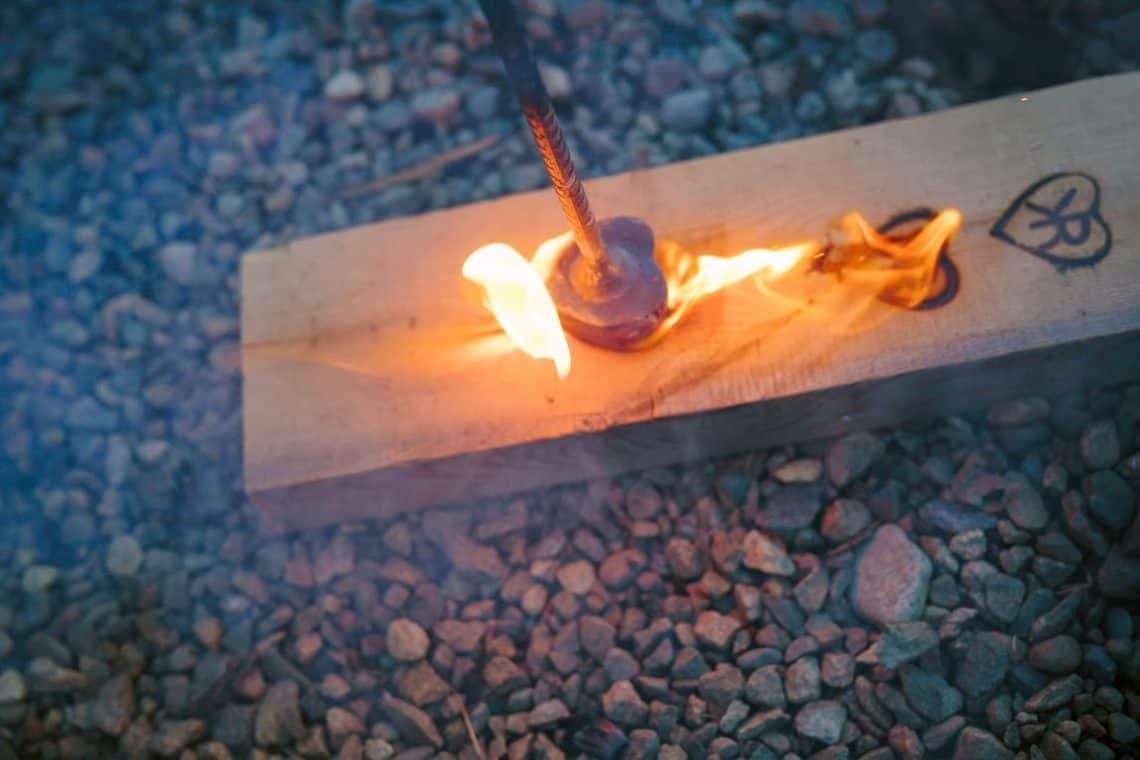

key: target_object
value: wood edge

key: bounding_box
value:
[249,328,1140,534]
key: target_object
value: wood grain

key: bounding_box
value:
[242,73,1140,532]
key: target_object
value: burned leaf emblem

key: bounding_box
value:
[990,172,1112,269]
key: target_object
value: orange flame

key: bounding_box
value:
[461,210,962,378]
[822,208,963,308]
[462,243,571,379]
[639,240,821,348]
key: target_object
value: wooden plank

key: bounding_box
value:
[242,73,1140,532]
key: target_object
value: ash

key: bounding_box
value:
[1,0,1139,758]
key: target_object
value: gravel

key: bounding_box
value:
[852,524,933,627]
[2,0,1139,757]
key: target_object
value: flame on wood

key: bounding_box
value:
[462,210,963,377]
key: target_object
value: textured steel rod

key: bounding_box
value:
[477,0,609,270]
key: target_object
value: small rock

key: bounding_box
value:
[27,658,86,693]
[826,432,884,487]
[1036,532,1082,564]
[387,618,429,662]
[698,665,744,709]
[603,648,640,681]
[1024,676,1082,713]
[327,706,364,745]
[158,242,197,285]
[920,500,997,533]
[411,88,462,125]
[856,622,937,669]
[538,63,572,100]
[603,680,649,727]
[661,88,712,132]
[1086,471,1134,531]
[1080,421,1120,469]
[580,616,617,660]
[821,652,854,689]
[795,700,847,744]
[1061,492,1110,556]
[483,655,528,693]
[788,0,854,38]
[949,529,987,561]
[364,738,396,760]
[785,657,821,704]
[398,662,450,706]
[745,665,786,708]
[820,499,872,543]
[365,65,393,103]
[529,699,570,728]
[741,531,795,576]
[1030,592,1083,642]
[757,485,824,530]
[956,632,1011,698]
[313,534,355,585]
[325,69,365,101]
[852,525,933,627]
[794,567,830,613]
[1028,636,1082,674]
[557,560,596,594]
[899,666,963,722]
[93,674,134,736]
[150,720,207,757]
[380,693,443,748]
[857,29,898,68]
[434,620,485,653]
[1002,473,1048,531]
[1097,546,1140,600]
[599,549,647,590]
[736,708,790,740]
[0,670,27,703]
[1107,713,1140,744]
[21,566,58,594]
[888,724,925,760]
[734,0,784,25]
[695,611,742,651]
[984,573,1026,624]
[772,458,822,484]
[254,681,306,747]
[988,397,1050,426]
[106,535,144,577]
[824,69,859,113]
[665,538,704,581]
[952,727,1012,760]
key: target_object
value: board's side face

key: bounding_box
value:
[241,74,1140,520]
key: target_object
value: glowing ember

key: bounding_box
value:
[462,210,963,377]
[462,242,571,379]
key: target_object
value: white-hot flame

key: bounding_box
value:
[462,243,571,379]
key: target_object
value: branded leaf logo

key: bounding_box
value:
[990,172,1112,269]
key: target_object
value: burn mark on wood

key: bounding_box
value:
[876,207,960,310]
[991,172,1112,269]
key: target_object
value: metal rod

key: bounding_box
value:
[477,0,609,270]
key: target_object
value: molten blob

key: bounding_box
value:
[461,243,571,379]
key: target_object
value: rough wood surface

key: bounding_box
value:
[242,73,1140,532]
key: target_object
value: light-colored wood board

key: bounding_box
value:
[242,73,1140,531]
